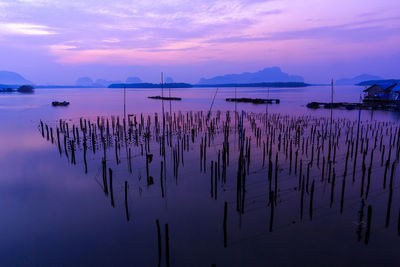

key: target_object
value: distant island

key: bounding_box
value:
[194,82,309,88]
[198,67,304,84]
[335,74,383,85]
[35,85,101,88]
[356,79,400,86]
[109,83,192,88]
[82,76,174,88]
[76,77,124,87]
[109,82,310,88]
[0,68,310,89]
[109,67,308,88]
[0,71,33,85]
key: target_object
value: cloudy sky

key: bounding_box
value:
[0,0,399,84]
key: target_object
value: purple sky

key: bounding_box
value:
[0,0,399,84]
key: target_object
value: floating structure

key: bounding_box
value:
[307,83,400,111]
[148,96,182,101]
[0,85,34,93]
[306,101,400,111]
[0,88,16,93]
[17,85,34,93]
[52,101,70,107]
[363,83,400,103]
[226,98,280,104]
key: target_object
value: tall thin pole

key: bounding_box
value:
[161,72,165,129]
[207,87,219,120]
[266,87,269,128]
[161,72,165,160]
[169,86,172,116]
[124,84,126,120]
[330,79,333,127]
[328,79,333,165]
[234,86,237,150]
[353,93,362,181]
[241,111,244,150]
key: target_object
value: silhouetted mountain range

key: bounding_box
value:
[0,71,32,85]
[76,77,123,87]
[109,83,192,88]
[336,74,383,85]
[198,67,304,84]
[356,79,400,86]
[3,69,395,89]
[126,77,142,83]
[109,82,309,88]
[95,79,122,87]
[76,77,93,86]
[165,77,174,83]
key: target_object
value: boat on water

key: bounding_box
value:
[52,101,70,106]
[306,102,319,109]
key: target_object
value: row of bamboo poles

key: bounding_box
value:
[38,109,400,265]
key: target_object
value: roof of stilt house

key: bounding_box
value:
[386,83,399,92]
[363,83,398,94]
[363,84,384,92]
[383,83,398,94]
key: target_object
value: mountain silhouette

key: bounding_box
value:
[165,77,174,83]
[336,74,383,85]
[0,71,32,85]
[94,79,122,87]
[198,67,304,84]
[76,77,94,86]
[126,77,142,83]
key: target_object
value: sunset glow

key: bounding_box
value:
[0,0,399,83]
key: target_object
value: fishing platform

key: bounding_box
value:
[226,98,280,104]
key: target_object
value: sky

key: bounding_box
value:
[0,0,399,84]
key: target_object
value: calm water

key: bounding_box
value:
[1,86,400,266]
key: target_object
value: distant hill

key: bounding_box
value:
[198,67,304,84]
[76,77,94,87]
[126,77,142,83]
[109,83,192,88]
[76,77,123,87]
[35,85,100,88]
[165,77,174,83]
[109,82,309,88]
[336,74,383,85]
[194,82,309,88]
[357,79,400,86]
[94,79,122,87]
[0,84,18,89]
[0,71,32,85]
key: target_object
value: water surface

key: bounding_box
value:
[0,86,399,266]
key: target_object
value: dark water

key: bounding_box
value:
[1,86,400,266]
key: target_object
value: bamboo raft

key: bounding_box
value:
[226,98,280,104]
[307,101,400,111]
[148,96,182,101]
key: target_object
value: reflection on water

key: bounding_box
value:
[0,86,400,266]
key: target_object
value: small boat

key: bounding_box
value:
[52,101,70,106]
[306,102,319,109]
